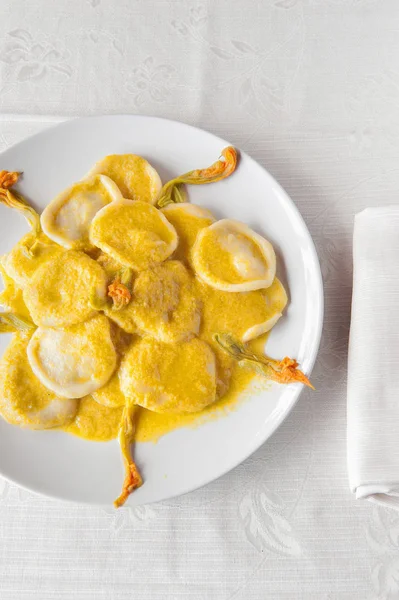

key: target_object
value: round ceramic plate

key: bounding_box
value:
[0,115,323,506]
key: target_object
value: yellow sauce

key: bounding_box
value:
[0,262,31,319]
[0,162,285,451]
[118,260,200,342]
[91,372,125,408]
[135,362,257,442]
[60,196,280,445]
[65,396,123,441]
[161,204,215,265]
[0,334,78,429]
[90,199,177,271]
[91,154,158,203]
[63,333,269,443]
[3,232,61,287]
[0,158,295,510]
[23,249,107,328]
[196,278,286,344]
[119,337,217,414]
[133,330,269,442]
[195,228,266,285]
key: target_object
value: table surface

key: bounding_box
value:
[1,1,399,599]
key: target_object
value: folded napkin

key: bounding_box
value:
[348,206,399,510]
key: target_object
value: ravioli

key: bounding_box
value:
[91,372,126,408]
[0,153,305,509]
[90,199,178,271]
[96,251,123,279]
[23,250,107,328]
[0,334,77,429]
[192,219,276,292]
[3,231,61,287]
[86,154,162,204]
[198,278,288,398]
[107,260,200,342]
[41,175,123,250]
[66,396,123,441]
[161,203,216,264]
[27,314,117,399]
[119,337,217,414]
[0,259,31,319]
[92,324,130,408]
[197,277,288,343]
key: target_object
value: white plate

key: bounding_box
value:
[0,115,323,506]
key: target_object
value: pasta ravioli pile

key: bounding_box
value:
[0,150,312,506]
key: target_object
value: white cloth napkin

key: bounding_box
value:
[348,206,399,509]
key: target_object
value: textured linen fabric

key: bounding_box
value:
[348,208,399,511]
[1,1,399,598]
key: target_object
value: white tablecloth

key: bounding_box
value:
[1,1,399,598]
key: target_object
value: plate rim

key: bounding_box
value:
[0,114,324,506]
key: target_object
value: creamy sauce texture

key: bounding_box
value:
[63,206,282,442]
[66,396,123,441]
[0,156,286,446]
[90,200,178,270]
[87,154,161,203]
